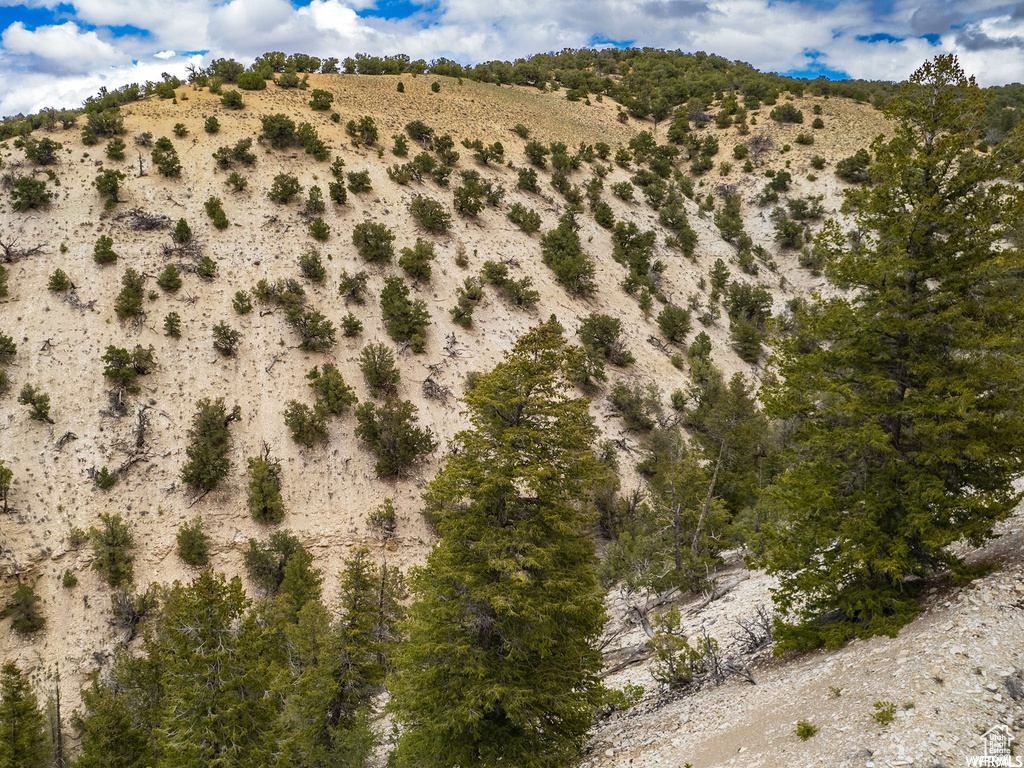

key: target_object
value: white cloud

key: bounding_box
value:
[1,21,125,74]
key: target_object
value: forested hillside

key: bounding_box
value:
[0,49,1020,768]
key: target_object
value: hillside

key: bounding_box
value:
[7,68,1008,765]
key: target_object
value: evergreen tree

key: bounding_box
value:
[761,55,1024,650]
[389,319,607,768]
[180,398,240,493]
[0,661,50,768]
[151,572,281,767]
[247,454,285,524]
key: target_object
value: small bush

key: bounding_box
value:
[232,290,252,314]
[93,235,118,265]
[368,498,398,540]
[269,173,301,204]
[355,397,436,478]
[657,304,692,343]
[221,90,244,109]
[173,122,188,138]
[196,255,218,279]
[399,238,437,282]
[164,312,182,338]
[283,401,329,447]
[90,513,134,586]
[795,133,814,145]
[346,170,372,194]
[62,570,78,589]
[212,321,241,356]
[48,269,72,292]
[410,195,452,234]
[359,343,400,397]
[871,701,896,726]
[204,116,220,133]
[177,517,211,566]
[95,466,118,490]
[2,583,45,633]
[309,218,330,241]
[795,720,817,741]
[247,455,286,520]
[769,103,803,123]
[352,221,395,263]
[507,203,541,234]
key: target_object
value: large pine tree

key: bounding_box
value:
[0,661,50,768]
[389,319,607,768]
[761,55,1024,649]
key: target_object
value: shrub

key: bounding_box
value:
[733,144,749,160]
[237,71,266,90]
[95,465,118,489]
[244,530,303,596]
[657,304,692,343]
[298,249,326,282]
[212,321,242,356]
[352,221,395,263]
[90,513,134,586]
[232,290,252,314]
[114,268,145,319]
[871,701,896,726]
[338,270,368,304]
[355,398,436,477]
[221,90,244,108]
[181,398,239,492]
[341,313,363,337]
[2,583,45,633]
[283,401,329,446]
[769,103,804,123]
[189,257,215,283]
[305,185,325,215]
[62,570,78,589]
[430,81,440,93]
[105,137,126,160]
[173,122,188,138]
[164,312,181,338]
[368,498,398,540]
[151,137,181,176]
[175,518,210,566]
[609,381,661,431]
[47,269,72,292]
[450,278,483,328]
[309,218,330,241]
[359,343,400,397]
[204,116,220,133]
[307,363,358,416]
[579,313,634,367]
[309,88,334,110]
[10,176,52,211]
[347,170,372,193]
[541,215,597,297]
[346,115,378,146]
[795,133,814,145]
[410,195,452,234]
[836,148,871,183]
[812,117,825,129]
[380,276,430,352]
[795,721,817,741]
[517,166,540,193]
[810,155,826,170]
[268,173,301,203]
[507,203,541,234]
[611,181,634,201]
[226,172,247,192]
[399,238,437,282]
[328,181,347,204]
[248,455,285,521]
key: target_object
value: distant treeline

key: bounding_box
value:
[2,47,1021,142]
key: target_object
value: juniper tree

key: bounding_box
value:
[180,398,240,493]
[247,454,285,523]
[761,55,1024,650]
[354,398,435,478]
[390,320,607,768]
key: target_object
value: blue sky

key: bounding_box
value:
[0,0,1021,116]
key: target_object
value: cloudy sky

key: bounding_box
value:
[0,0,1021,117]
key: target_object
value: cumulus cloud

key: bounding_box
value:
[1,0,1023,117]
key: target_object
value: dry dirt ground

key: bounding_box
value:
[8,75,1007,768]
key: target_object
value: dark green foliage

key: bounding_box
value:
[462,137,504,165]
[517,166,540,192]
[338,270,368,304]
[212,321,242,356]
[480,261,540,309]
[232,290,252,314]
[769,103,804,123]
[204,196,229,229]
[810,155,826,170]
[176,517,210,566]
[244,530,303,596]
[151,136,181,176]
[812,117,825,129]
[398,238,436,282]
[220,89,244,108]
[609,380,661,431]
[113,268,145,319]
[309,217,330,241]
[507,202,541,233]
[0,460,10,514]
[334,163,368,192]
[294,309,336,352]
[524,140,550,167]
[611,220,660,295]
[248,455,285,522]
[164,311,181,338]
[268,173,301,203]
[341,313,363,337]
[95,168,126,207]
[657,304,692,343]
[102,344,155,393]
[204,116,220,133]
[196,255,218,279]
[305,185,325,215]
[450,278,483,328]
[713,193,744,243]
[391,133,409,156]
[261,113,296,148]
[284,401,329,447]
[430,80,440,93]
[579,313,634,367]
[593,201,615,228]
[2,585,46,635]
[328,180,347,204]
[346,115,378,146]
[611,180,634,201]
[771,207,804,249]
[10,176,52,211]
[298,249,326,282]
[47,268,72,292]
[359,343,401,397]
[540,214,597,297]
[795,132,814,145]
[352,221,395,263]
[0,662,49,767]
[762,56,1024,651]
[0,333,11,364]
[405,120,434,143]
[307,364,358,416]
[226,172,247,192]
[380,277,430,352]
[409,195,451,233]
[180,397,239,493]
[835,148,871,183]
[390,320,606,768]
[172,217,192,244]
[213,137,256,168]
[355,398,435,478]
[90,513,135,586]
[237,71,267,90]
[0,266,6,299]
[18,384,52,422]
[309,88,334,110]
[172,123,188,138]
[23,136,62,164]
